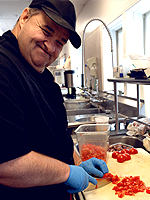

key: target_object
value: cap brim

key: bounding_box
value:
[70,31,81,49]
[42,7,81,49]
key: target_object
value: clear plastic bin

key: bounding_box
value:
[75,124,110,163]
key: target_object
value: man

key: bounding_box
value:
[0,0,108,199]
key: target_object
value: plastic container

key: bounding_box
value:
[95,116,109,124]
[75,124,110,163]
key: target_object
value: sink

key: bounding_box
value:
[75,113,124,124]
[66,107,103,116]
[75,113,112,122]
[64,98,90,110]
[109,135,145,149]
[67,112,103,125]
[66,102,106,128]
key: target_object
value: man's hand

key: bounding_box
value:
[79,157,109,177]
[64,165,97,193]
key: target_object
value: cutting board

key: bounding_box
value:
[84,148,150,200]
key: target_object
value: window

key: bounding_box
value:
[116,28,123,66]
[144,11,150,55]
[103,16,124,93]
[125,0,150,117]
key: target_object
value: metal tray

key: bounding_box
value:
[109,142,133,152]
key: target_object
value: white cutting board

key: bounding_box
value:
[84,148,150,200]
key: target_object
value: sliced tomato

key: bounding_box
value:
[117,154,125,163]
[112,175,120,184]
[112,175,146,198]
[146,187,150,194]
[103,172,113,180]
[118,191,125,198]
[103,173,120,184]
[81,143,107,162]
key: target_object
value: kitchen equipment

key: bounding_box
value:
[64,98,89,110]
[75,124,110,163]
[95,116,109,124]
[84,148,150,200]
[128,68,147,79]
[53,69,65,86]
[64,70,76,98]
[64,70,75,88]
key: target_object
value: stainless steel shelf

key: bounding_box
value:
[107,78,150,133]
[108,78,150,84]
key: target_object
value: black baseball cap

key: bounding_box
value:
[29,0,81,49]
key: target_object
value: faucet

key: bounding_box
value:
[81,17,114,88]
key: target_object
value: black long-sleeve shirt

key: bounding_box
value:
[0,30,74,199]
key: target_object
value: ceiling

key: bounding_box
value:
[0,0,88,33]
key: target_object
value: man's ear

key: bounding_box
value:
[19,8,30,28]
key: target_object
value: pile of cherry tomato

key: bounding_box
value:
[112,148,138,163]
[103,173,150,198]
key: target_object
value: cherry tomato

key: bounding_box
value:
[112,151,120,159]
[121,149,129,154]
[124,153,131,161]
[129,148,138,154]
[146,187,150,194]
[117,154,125,163]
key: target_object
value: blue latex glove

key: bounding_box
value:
[79,157,109,177]
[64,165,97,193]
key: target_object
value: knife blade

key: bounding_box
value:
[84,177,111,192]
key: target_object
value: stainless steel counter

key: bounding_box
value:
[68,112,125,128]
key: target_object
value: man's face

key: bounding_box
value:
[17,9,70,73]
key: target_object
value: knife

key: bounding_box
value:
[84,177,111,192]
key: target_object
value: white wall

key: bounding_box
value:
[0,27,3,36]
[77,0,128,37]
[76,0,140,37]
[68,0,140,88]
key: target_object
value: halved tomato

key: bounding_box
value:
[103,173,120,184]
[103,172,113,179]
[112,175,120,184]
[146,187,150,194]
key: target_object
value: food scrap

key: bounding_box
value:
[109,143,131,152]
